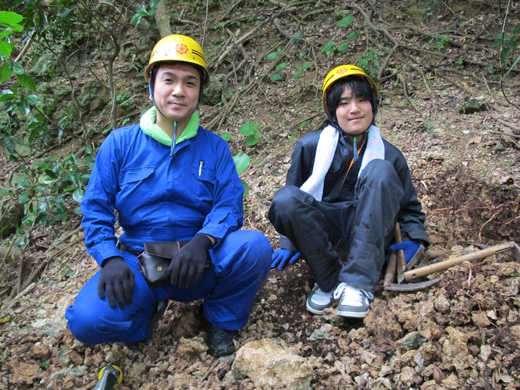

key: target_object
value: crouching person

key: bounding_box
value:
[268,65,429,318]
[65,34,272,357]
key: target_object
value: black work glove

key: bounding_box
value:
[97,256,135,309]
[168,234,212,289]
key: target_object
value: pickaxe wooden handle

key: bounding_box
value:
[383,252,397,288]
[403,241,520,281]
[383,223,402,288]
[394,224,407,277]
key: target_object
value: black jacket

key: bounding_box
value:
[285,129,430,245]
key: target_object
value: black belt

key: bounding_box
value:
[117,242,142,256]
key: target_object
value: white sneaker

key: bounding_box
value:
[306,283,335,315]
[334,282,374,318]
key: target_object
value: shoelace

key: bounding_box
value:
[313,283,334,298]
[333,282,374,304]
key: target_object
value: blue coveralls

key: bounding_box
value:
[65,123,272,345]
[268,128,429,293]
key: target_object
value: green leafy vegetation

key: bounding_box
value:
[239,121,261,146]
[357,48,380,82]
[15,152,93,228]
[322,40,349,57]
[222,121,263,196]
[0,10,44,161]
[493,23,520,64]
[131,0,160,28]
[337,15,354,28]
[232,152,251,196]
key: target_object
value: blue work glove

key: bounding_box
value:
[169,234,212,289]
[98,256,135,309]
[388,240,421,264]
[271,249,301,270]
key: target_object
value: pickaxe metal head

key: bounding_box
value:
[396,244,425,284]
[385,277,440,292]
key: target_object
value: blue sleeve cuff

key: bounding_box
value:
[88,241,122,267]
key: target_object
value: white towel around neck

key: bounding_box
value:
[300,124,385,201]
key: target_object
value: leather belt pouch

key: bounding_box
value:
[138,241,188,287]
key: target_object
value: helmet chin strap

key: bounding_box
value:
[148,71,178,157]
[148,69,167,119]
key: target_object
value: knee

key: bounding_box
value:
[363,160,395,179]
[65,304,101,345]
[220,230,272,271]
[359,160,404,203]
[361,160,401,187]
[269,185,301,219]
[239,230,272,259]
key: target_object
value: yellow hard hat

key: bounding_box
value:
[322,65,378,114]
[145,34,210,86]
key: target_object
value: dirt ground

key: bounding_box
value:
[1,1,520,389]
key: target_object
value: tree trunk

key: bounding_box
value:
[155,0,172,38]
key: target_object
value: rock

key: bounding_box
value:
[31,318,67,337]
[418,342,441,363]
[400,366,421,386]
[29,342,51,360]
[510,324,520,347]
[472,311,490,327]
[309,324,333,340]
[480,344,492,362]
[459,98,486,114]
[441,373,460,389]
[442,327,470,371]
[420,319,444,340]
[8,361,41,386]
[365,300,403,340]
[46,366,88,390]
[397,331,427,351]
[128,362,148,378]
[175,336,208,359]
[433,295,451,313]
[232,338,313,390]
[432,365,445,383]
[420,379,440,389]
[371,377,392,389]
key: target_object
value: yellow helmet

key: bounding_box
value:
[145,34,210,86]
[322,65,378,114]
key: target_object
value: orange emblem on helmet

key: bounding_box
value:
[176,43,188,55]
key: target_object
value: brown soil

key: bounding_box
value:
[1,1,520,389]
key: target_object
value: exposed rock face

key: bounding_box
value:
[232,338,313,390]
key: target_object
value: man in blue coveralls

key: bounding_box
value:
[268,65,429,319]
[65,34,272,357]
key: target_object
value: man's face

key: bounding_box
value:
[335,85,374,136]
[152,62,201,127]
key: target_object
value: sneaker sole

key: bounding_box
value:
[306,301,327,315]
[336,308,368,318]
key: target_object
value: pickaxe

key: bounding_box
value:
[385,240,520,292]
[383,223,439,292]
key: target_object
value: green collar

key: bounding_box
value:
[140,107,200,146]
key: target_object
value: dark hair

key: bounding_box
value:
[325,76,378,124]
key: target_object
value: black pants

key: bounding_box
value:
[268,160,403,292]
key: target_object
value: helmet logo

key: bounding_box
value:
[176,43,188,55]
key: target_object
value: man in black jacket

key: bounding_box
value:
[268,65,429,318]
